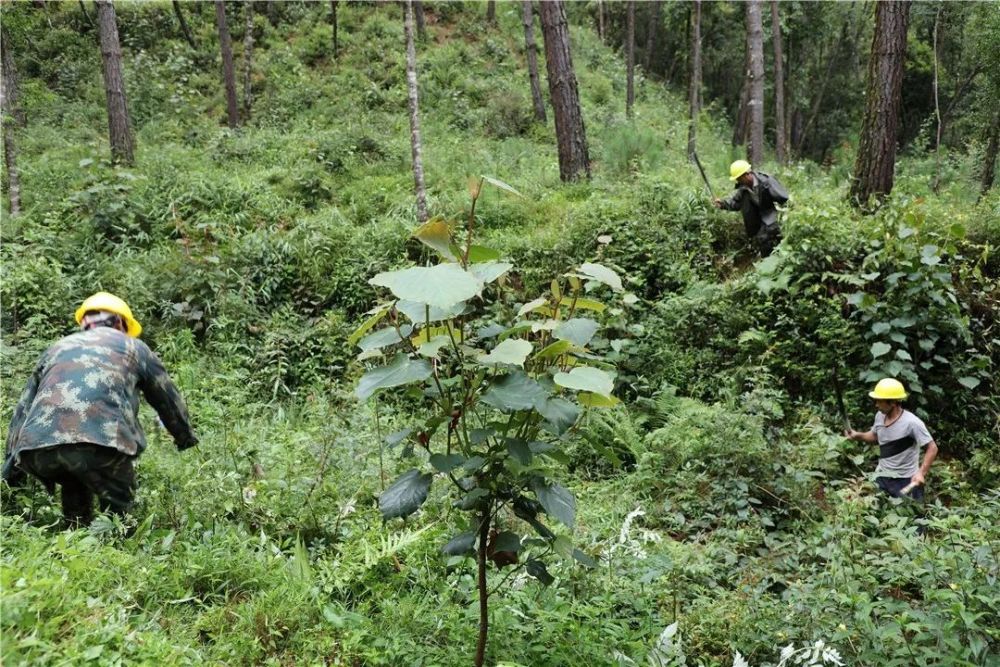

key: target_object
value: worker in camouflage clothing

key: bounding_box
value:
[2,292,198,527]
[713,160,789,257]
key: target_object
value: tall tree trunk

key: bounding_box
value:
[732,38,751,148]
[243,1,254,120]
[626,0,635,119]
[979,109,1000,203]
[1,28,23,216]
[215,0,240,129]
[79,0,95,30]
[414,1,426,40]
[172,0,196,49]
[538,0,590,181]
[523,1,546,123]
[486,0,496,25]
[597,0,605,43]
[95,0,134,165]
[404,0,428,223]
[687,0,701,160]
[330,0,339,58]
[850,0,911,208]
[644,0,661,72]
[931,7,942,194]
[770,0,786,164]
[746,0,765,166]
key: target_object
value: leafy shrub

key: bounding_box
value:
[482,90,535,139]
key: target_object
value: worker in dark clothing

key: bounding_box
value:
[713,160,789,256]
[2,292,198,527]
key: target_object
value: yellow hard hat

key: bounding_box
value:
[729,160,752,181]
[74,292,142,338]
[868,378,907,400]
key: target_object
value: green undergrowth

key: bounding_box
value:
[2,2,998,665]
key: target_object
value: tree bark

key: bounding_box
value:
[473,504,491,667]
[732,38,751,148]
[96,0,134,165]
[746,0,765,166]
[172,0,196,49]
[215,0,240,129]
[486,0,496,25]
[626,1,635,119]
[687,0,701,160]
[404,0,429,223]
[596,0,605,43]
[931,7,942,194]
[523,1,546,123]
[330,1,339,58]
[538,0,590,181]
[770,0,786,164]
[414,1,426,40]
[850,0,911,208]
[644,0,661,72]
[243,1,254,120]
[979,109,1000,203]
[1,28,23,216]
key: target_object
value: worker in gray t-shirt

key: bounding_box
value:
[844,378,939,500]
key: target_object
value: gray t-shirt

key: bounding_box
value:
[872,409,933,479]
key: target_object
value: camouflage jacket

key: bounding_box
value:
[719,171,789,238]
[4,327,197,461]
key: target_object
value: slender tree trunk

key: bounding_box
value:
[172,0,196,49]
[1,28,23,216]
[850,0,911,208]
[687,0,701,160]
[597,0,605,43]
[746,0,765,166]
[79,0,95,30]
[644,0,661,72]
[413,1,426,40]
[473,505,491,667]
[404,0,428,223]
[486,0,496,25]
[330,0,339,58]
[523,1,546,123]
[626,1,635,119]
[538,0,590,181]
[215,0,240,129]
[771,0,787,164]
[931,7,942,194]
[733,37,751,148]
[979,109,1000,203]
[243,1,254,120]
[95,0,134,165]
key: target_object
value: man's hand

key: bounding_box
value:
[712,198,722,209]
[910,470,925,486]
[843,428,859,441]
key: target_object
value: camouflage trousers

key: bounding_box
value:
[754,222,782,257]
[18,444,136,527]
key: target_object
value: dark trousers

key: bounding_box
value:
[18,444,136,527]
[876,475,925,501]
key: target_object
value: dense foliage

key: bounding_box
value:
[2,2,998,666]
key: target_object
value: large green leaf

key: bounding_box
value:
[470,261,513,284]
[478,338,533,367]
[532,480,576,528]
[517,297,548,317]
[370,264,483,309]
[442,531,476,555]
[379,469,433,519]
[481,371,549,412]
[482,175,523,197]
[493,531,523,553]
[412,217,457,261]
[430,453,465,473]
[347,304,392,347]
[525,559,554,585]
[577,262,623,292]
[871,342,891,358]
[553,366,615,398]
[466,245,501,263]
[537,397,580,435]
[534,340,577,360]
[358,325,413,352]
[396,299,467,324]
[506,438,533,465]
[554,318,599,347]
[356,353,433,401]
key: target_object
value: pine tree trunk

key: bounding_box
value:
[931,7,942,194]
[771,0,786,164]
[626,1,635,119]
[523,1,546,123]
[644,0,660,72]
[597,0,605,43]
[732,38,750,148]
[172,0,196,49]
[330,1,339,58]
[79,0,95,30]
[1,28,23,216]
[979,109,1000,202]
[746,0,765,166]
[850,0,911,208]
[404,0,428,223]
[486,0,496,25]
[96,0,134,165]
[538,0,590,181]
[215,0,240,129]
[687,0,701,160]
[414,1,426,40]
[243,1,254,120]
